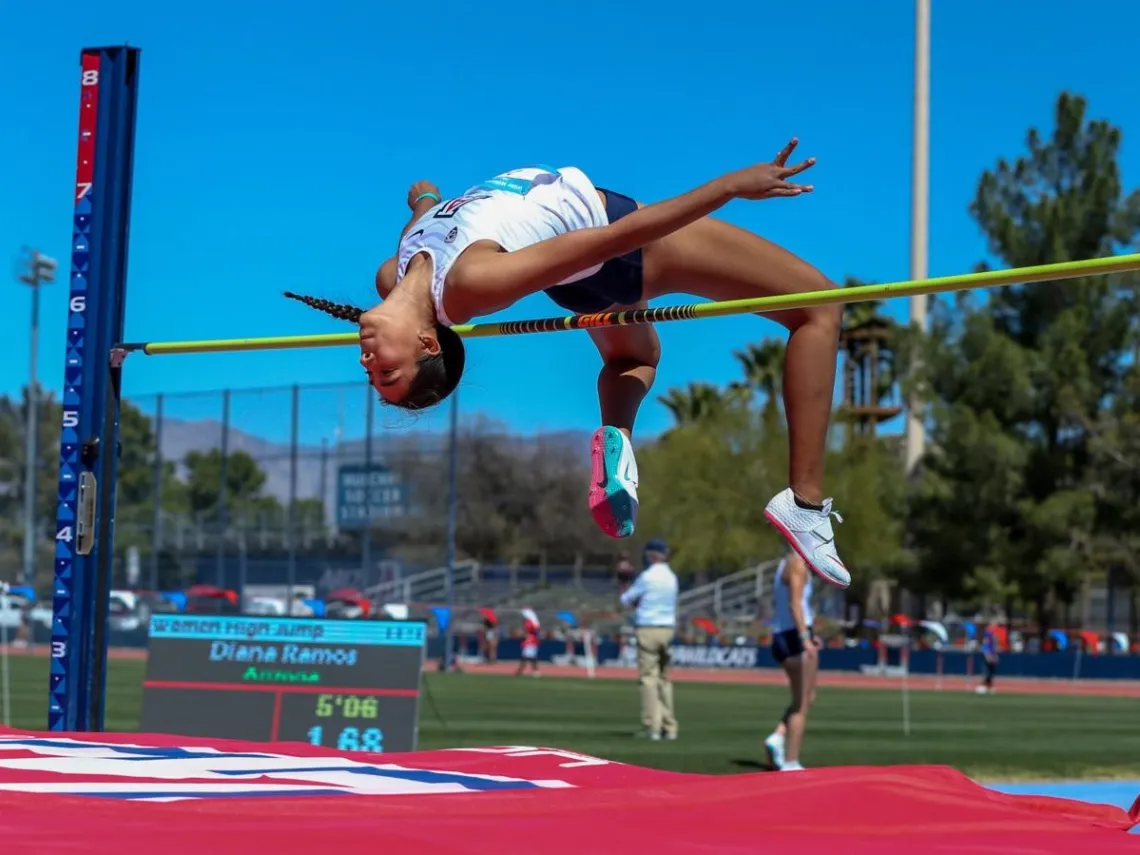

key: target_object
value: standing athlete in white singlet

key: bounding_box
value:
[763,552,820,771]
[285,143,851,588]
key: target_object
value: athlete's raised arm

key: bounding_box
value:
[401,180,442,239]
[377,181,444,298]
[445,143,815,320]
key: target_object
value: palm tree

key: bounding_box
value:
[658,382,737,427]
[734,339,785,420]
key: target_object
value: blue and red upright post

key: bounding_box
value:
[49,46,141,732]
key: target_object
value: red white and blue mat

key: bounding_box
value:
[0,727,1136,853]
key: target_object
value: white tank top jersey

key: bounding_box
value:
[395,166,610,325]
[771,556,814,633]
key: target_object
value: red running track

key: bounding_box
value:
[5,644,1140,697]
[468,661,1140,697]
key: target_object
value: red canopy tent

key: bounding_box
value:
[183,585,239,613]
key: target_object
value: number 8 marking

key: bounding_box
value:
[82,69,99,86]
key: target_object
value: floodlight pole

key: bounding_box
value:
[17,249,58,590]
[905,0,931,475]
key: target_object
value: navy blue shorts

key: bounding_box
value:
[543,188,643,314]
[771,628,813,664]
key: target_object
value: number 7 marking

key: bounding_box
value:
[77,182,92,201]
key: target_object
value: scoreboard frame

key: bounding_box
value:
[140,615,426,753]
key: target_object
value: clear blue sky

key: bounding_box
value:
[2,0,1137,444]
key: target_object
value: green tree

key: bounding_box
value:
[113,401,189,557]
[642,327,906,581]
[907,93,1140,623]
[183,449,269,515]
[117,401,180,508]
[826,435,910,601]
[638,407,785,574]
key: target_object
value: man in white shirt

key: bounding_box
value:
[620,538,679,740]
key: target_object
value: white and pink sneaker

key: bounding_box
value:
[589,426,638,538]
[764,487,850,588]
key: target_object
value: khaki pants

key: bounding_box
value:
[635,626,677,735]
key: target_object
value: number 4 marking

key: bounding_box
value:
[57,527,73,543]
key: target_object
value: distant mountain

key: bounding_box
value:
[158,417,599,508]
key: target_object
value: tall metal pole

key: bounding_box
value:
[287,385,300,605]
[443,391,459,672]
[333,388,344,538]
[216,389,231,587]
[905,0,931,475]
[318,438,329,532]
[149,393,163,590]
[17,249,57,589]
[361,388,374,581]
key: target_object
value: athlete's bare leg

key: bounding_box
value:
[585,306,659,538]
[586,196,661,442]
[644,218,841,505]
[588,306,661,440]
[781,653,815,766]
[638,216,849,588]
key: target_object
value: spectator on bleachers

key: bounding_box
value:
[615,551,636,589]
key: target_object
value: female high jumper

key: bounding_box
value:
[286,141,850,588]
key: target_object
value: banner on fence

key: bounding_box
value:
[602,642,759,669]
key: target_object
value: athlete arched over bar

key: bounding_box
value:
[286,141,849,588]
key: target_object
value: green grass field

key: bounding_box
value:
[4,656,1138,781]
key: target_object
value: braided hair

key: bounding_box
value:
[283,292,364,323]
[284,292,465,411]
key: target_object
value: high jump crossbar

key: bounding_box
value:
[123,253,1140,357]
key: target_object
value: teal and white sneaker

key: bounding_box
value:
[589,426,638,538]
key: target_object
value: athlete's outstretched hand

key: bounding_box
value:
[726,139,815,200]
[407,181,442,210]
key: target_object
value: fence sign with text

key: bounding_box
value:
[336,464,406,529]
